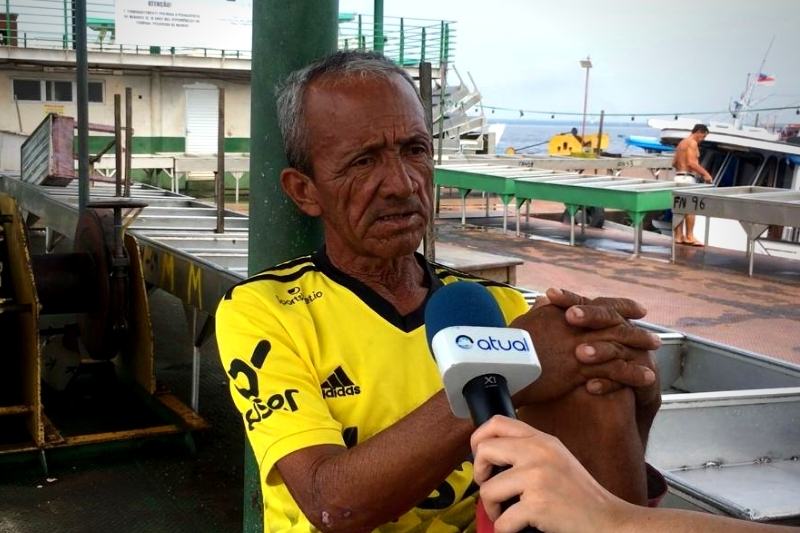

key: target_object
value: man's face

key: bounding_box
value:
[300,73,433,261]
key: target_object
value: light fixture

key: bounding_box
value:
[579,56,592,143]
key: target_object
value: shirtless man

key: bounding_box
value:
[672,124,712,245]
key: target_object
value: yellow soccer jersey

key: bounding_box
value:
[216,248,529,532]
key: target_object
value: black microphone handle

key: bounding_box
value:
[462,375,541,533]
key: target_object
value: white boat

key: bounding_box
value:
[648,117,800,191]
[647,76,800,262]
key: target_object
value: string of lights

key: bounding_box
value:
[480,104,800,119]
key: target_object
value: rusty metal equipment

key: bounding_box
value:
[19,112,127,189]
[34,201,146,360]
[0,105,206,466]
[20,114,75,186]
[0,192,206,464]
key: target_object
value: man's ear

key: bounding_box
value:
[280,168,322,217]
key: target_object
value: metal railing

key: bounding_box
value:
[338,14,455,69]
[1,1,455,67]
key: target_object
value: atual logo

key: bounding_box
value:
[455,335,474,349]
[457,334,530,352]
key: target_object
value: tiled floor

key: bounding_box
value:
[435,213,800,365]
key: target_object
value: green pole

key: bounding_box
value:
[5,0,10,46]
[373,0,383,53]
[439,20,444,67]
[244,1,336,530]
[63,0,68,49]
[443,23,450,68]
[357,14,362,49]
[399,18,404,64]
[75,0,89,211]
[420,27,426,63]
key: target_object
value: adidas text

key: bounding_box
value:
[322,385,361,398]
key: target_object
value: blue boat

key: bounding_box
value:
[625,135,676,153]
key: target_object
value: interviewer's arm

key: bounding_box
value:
[471,416,795,533]
[617,506,798,533]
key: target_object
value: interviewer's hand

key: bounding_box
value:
[471,416,629,533]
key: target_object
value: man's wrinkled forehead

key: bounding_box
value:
[304,73,426,134]
[308,71,421,108]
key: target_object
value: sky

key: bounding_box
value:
[340,0,800,125]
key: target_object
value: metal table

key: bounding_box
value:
[445,153,674,174]
[1,176,527,412]
[94,154,251,199]
[434,164,569,232]
[513,175,707,256]
[671,186,800,276]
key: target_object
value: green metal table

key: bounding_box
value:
[434,164,570,232]
[513,175,708,256]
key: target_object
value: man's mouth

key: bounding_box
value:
[377,212,416,222]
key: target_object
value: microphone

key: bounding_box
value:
[425,281,542,533]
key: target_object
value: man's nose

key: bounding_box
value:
[378,156,417,197]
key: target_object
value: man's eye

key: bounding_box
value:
[409,145,428,156]
[352,156,373,167]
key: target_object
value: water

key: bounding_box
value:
[492,120,661,156]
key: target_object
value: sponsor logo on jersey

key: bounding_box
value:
[276,286,323,306]
[244,388,300,431]
[321,366,361,398]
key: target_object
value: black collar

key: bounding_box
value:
[311,247,442,332]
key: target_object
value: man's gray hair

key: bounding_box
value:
[276,50,420,176]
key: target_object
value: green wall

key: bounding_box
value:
[81,136,251,154]
[79,135,253,194]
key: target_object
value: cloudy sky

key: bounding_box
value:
[340,0,800,124]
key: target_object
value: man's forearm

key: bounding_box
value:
[278,390,474,532]
[690,162,712,181]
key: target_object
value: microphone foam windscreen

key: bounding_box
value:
[424,281,507,348]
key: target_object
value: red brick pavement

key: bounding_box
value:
[436,219,800,365]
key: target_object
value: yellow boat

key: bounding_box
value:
[547,131,609,155]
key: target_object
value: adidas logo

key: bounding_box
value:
[321,366,361,398]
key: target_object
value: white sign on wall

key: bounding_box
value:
[115,0,252,51]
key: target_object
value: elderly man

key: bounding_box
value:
[216,50,662,533]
